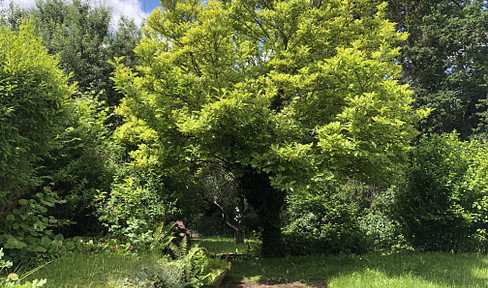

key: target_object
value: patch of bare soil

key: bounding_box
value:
[218,279,328,288]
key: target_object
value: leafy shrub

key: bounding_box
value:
[0,21,72,263]
[0,188,70,263]
[283,182,413,255]
[283,188,365,255]
[163,238,228,288]
[39,92,115,237]
[0,20,72,217]
[95,168,180,250]
[121,254,228,288]
[393,133,488,252]
[358,187,411,253]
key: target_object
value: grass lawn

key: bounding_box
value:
[17,237,488,287]
[21,252,162,287]
[227,251,488,288]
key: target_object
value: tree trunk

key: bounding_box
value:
[239,169,285,257]
[208,196,245,244]
[235,229,245,244]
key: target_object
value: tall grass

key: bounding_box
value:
[22,253,161,288]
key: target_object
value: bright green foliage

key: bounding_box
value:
[35,92,115,236]
[0,21,72,218]
[394,133,488,252]
[283,182,410,255]
[94,169,180,249]
[358,186,411,253]
[1,0,141,242]
[387,0,488,139]
[113,0,425,256]
[161,237,229,288]
[0,189,69,262]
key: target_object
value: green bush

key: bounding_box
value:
[0,21,73,263]
[95,168,180,249]
[0,189,70,263]
[358,187,411,253]
[283,188,365,255]
[394,133,488,252]
[0,21,72,215]
[39,93,115,237]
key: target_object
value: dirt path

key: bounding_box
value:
[218,279,328,288]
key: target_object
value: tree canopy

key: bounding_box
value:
[113,0,425,256]
[387,0,488,139]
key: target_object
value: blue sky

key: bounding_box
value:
[140,0,161,13]
[3,0,163,27]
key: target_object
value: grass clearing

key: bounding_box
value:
[227,252,488,287]
[17,237,488,288]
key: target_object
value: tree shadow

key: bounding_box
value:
[219,279,328,288]
[224,252,488,287]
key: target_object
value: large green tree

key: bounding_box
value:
[113,0,425,256]
[387,0,488,139]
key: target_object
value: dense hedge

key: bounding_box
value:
[394,133,488,252]
[0,21,72,211]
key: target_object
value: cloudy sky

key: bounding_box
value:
[2,0,162,27]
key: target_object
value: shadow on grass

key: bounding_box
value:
[219,279,327,288]
[225,252,488,287]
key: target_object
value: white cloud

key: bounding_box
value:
[7,0,34,8]
[102,0,149,28]
[1,0,149,28]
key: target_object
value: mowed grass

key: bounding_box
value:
[18,237,488,288]
[227,251,488,288]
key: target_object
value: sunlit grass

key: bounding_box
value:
[227,252,488,287]
[22,252,161,288]
[198,236,258,255]
[19,238,488,288]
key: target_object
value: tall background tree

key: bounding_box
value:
[113,0,426,257]
[2,0,141,110]
[387,0,488,139]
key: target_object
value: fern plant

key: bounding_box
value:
[150,222,176,254]
[149,223,228,287]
